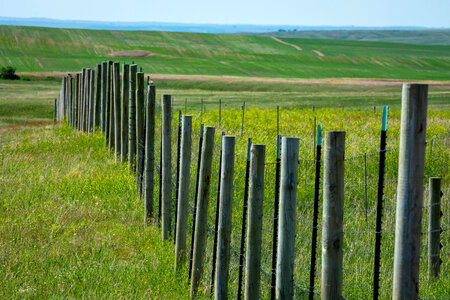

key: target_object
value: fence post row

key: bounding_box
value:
[276,137,300,300]
[321,131,345,300]
[214,135,236,300]
[428,177,442,279]
[175,115,193,270]
[393,84,428,299]
[244,144,266,300]
[190,126,215,299]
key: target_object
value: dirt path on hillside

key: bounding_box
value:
[271,36,303,51]
[18,72,450,87]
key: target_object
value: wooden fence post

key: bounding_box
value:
[89,69,95,133]
[101,62,107,133]
[136,72,145,192]
[108,62,114,150]
[121,63,129,162]
[393,84,428,299]
[161,94,172,241]
[94,63,101,132]
[80,68,86,131]
[128,64,137,170]
[74,73,80,129]
[428,177,442,278]
[244,144,265,300]
[84,69,90,132]
[175,115,193,270]
[321,131,345,300]
[190,126,216,299]
[215,135,236,299]
[144,85,156,223]
[113,62,121,160]
[275,137,299,300]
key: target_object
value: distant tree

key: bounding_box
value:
[0,66,20,80]
[278,29,286,32]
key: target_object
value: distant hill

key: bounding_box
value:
[0,16,436,34]
[242,30,450,45]
[1,25,450,80]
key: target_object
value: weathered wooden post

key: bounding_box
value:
[428,177,442,278]
[94,63,101,132]
[113,62,121,160]
[190,126,215,299]
[80,68,86,131]
[393,84,428,300]
[108,61,115,150]
[84,69,90,132]
[53,98,57,123]
[144,85,156,223]
[244,144,265,300]
[321,131,345,300]
[128,64,137,170]
[89,69,95,133]
[101,62,107,133]
[175,115,193,270]
[275,137,299,300]
[62,77,67,120]
[214,135,236,299]
[74,73,80,129]
[161,94,172,240]
[136,72,145,192]
[121,63,129,162]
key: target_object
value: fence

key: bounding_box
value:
[54,62,449,299]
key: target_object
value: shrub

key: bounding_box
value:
[0,66,20,80]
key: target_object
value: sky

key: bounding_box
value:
[1,0,450,27]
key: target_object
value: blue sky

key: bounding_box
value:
[1,0,449,27]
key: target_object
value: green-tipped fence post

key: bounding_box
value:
[161,94,172,241]
[136,72,145,193]
[393,84,428,299]
[190,126,216,299]
[175,115,193,270]
[121,63,129,162]
[128,64,137,170]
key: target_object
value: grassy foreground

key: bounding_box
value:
[0,125,190,298]
[1,25,450,80]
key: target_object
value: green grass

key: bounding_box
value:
[244,29,450,45]
[1,25,450,80]
[0,124,190,298]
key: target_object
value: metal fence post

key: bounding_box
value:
[276,137,300,300]
[321,131,345,300]
[393,84,428,299]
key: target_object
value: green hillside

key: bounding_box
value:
[1,25,450,80]
[244,29,450,45]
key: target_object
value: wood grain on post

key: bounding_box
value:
[121,63,129,162]
[275,137,299,300]
[244,144,265,300]
[74,73,80,128]
[94,64,101,132]
[62,77,67,120]
[128,64,137,170]
[215,136,236,300]
[393,84,428,300]
[144,85,156,223]
[190,126,216,299]
[161,94,172,241]
[136,72,145,192]
[113,62,121,160]
[80,69,86,131]
[321,131,345,300]
[101,62,107,133]
[84,69,90,132]
[428,177,441,278]
[175,115,193,270]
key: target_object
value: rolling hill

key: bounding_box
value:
[1,25,450,80]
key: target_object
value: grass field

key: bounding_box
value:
[1,75,449,298]
[244,29,450,45]
[1,25,450,80]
